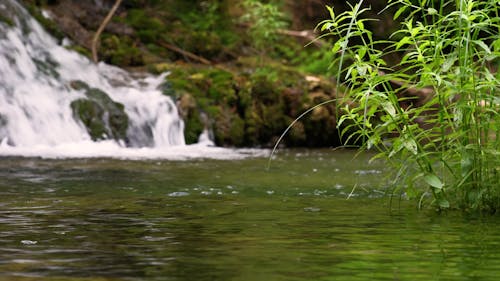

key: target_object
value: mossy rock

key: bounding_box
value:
[70,99,107,140]
[33,57,60,79]
[70,82,129,142]
[69,80,89,91]
[0,14,14,27]
[162,61,340,147]
[25,4,65,41]
[213,106,245,147]
[177,93,204,144]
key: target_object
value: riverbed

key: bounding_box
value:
[1,149,499,280]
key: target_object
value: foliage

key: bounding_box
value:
[100,34,143,66]
[319,0,500,211]
[240,0,288,54]
[172,1,239,59]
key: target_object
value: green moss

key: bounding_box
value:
[101,34,144,67]
[0,14,14,27]
[213,107,245,147]
[69,80,89,91]
[32,57,60,79]
[70,99,107,140]
[70,86,129,141]
[25,4,64,41]
[184,112,204,144]
[176,93,204,145]
[65,45,91,58]
[161,60,338,147]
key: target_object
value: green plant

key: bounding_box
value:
[240,0,288,56]
[318,0,500,211]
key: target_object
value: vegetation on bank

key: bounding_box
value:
[320,0,500,211]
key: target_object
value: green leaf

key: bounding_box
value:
[424,173,444,189]
[321,22,333,31]
[396,36,411,50]
[331,41,342,54]
[441,55,456,72]
[356,20,364,30]
[326,5,335,20]
[461,149,473,178]
[394,6,407,20]
[382,101,396,117]
[437,198,450,209]
[358,46,367,60]
[474,40,491,54]
[492,38,500,52]
[403,138,417,155]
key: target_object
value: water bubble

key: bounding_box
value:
[168,191,190,197]
[266,190,275,195]
[354,169,382,175]
[21,240,38,245]
[314,189,326,196]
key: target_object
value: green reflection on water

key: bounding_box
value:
[0,149,499,281]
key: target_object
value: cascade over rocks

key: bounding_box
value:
[0,0,184,150]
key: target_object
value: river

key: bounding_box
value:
[1,149,499,281]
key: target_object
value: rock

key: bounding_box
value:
[214,106,245,147]
[70,99,107,140]
[177,93,204,144]
[70,85,129,142]
[69,80,89,91]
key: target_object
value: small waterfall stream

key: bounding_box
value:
[0,0,184,146]
[0,0,263,159]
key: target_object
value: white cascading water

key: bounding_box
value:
[0,0,263,159]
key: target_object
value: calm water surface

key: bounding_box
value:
[0,149,499,281]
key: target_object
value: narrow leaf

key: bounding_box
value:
[326,5,335,20]
[441,55,456,72]
[394,6,407,20]
[474,40,491,54]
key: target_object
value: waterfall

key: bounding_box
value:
[0,0,250,159]
[0,0,186,148]
[0,0,266,160]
